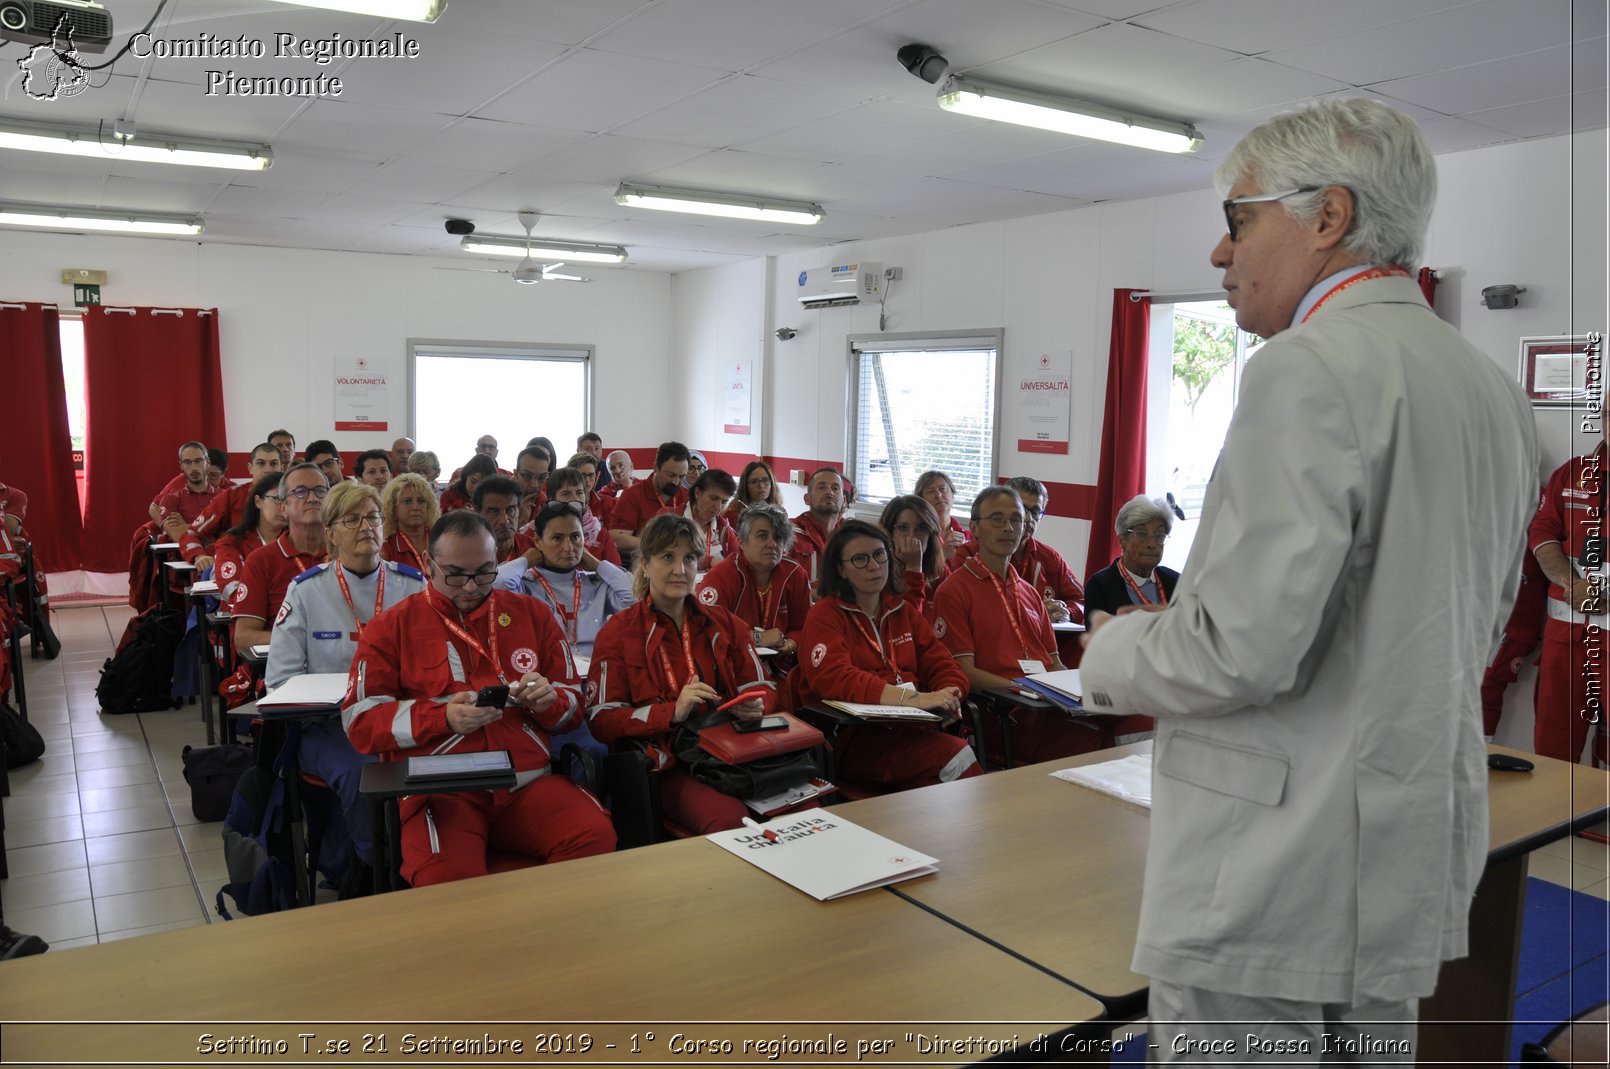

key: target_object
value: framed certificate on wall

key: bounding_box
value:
[1518,334,1602,407]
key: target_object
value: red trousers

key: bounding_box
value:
[983,707,1114,767]
[659,768,750,835]
[1534,622,1606,763]
[836,724,980,790]
[401,775,615,887]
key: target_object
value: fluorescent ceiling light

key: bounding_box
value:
[614,183,823,225]
[270,0,445,21]
[937,75,1203,154]
[0,204,203,236]
[0,118,272,171]
[461,236,627,264]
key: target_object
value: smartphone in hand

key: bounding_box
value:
[475,685,510,707]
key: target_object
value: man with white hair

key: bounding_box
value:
[1081,99,1538,1057]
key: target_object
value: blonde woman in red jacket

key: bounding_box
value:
[799,519,980,790]
[587,514,776,833]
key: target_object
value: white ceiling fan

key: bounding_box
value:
[436,210,590,283]
[512,209,587,284]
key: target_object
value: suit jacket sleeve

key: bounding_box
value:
[1082,342,1364,717]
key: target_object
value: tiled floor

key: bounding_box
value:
[2,603,1609,953]
[2,603,227,949]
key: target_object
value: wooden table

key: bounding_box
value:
[836,742,1610,1064]
[0,834,1103,1067]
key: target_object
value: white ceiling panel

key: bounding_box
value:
[444,174,609,213]
[329,28,569,116]
[223,150,379,193]
[1467,89,1610,137]
[472,48,726,132]
[1046,0,1178,18]
[202,185,330,219]
[416,0,655,46]
[736,100,981,163]
[342,161,501,204]
[899,188,1092,230]
[0,163,114,206]
[1131,0,1473,57]
[284,99,456,159]
[638,150,841,200]
[1120,56,1350,118]
[394,118,591,173]
[99,174,218,213]
[523,134,713,184]
[1265,0,1576,87]
[1410,114,1520,154]
[980,22,1239,100]
[585,0,908,74]
[831,176,1038,216]
[295,194,416,226]
[610,74,867,150]
[1374,42,1580,116]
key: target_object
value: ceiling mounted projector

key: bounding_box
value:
[0,0,114,53]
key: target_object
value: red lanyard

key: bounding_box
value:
[425,586,506,684]
[982,565,1035,658]
[333,564,386,639]
[846,604,902,684]
[1302,265,1410,323]
[1120,564,1167,607]
[531,569,582,645]
[655,613,701,696]
[754,581,776,631]
[394,533,427,575]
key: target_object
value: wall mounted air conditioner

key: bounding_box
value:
[797,262,882,309]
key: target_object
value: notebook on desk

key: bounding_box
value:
[258,672,349,710]
[405,750,513,784]
[821,700,941,723]
[1013,669,1084,711]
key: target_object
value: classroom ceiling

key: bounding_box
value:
[0,0,1604,272]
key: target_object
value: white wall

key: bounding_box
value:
[670,129,1609,586]
[0,231,677,457]
[668,257,769,458]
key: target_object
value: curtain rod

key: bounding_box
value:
[0,301,57,310]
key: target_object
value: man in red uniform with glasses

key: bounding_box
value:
[343,510,615,886]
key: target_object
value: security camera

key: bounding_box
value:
[897,43,949,84]
[444,218,474,235]
[775,327,797,341]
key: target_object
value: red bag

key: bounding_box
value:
[696,712,823,764]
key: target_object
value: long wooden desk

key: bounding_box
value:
[0,830,1102,1067]
[836,742,1610,1064]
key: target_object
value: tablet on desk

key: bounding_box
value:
[405,750,514,783]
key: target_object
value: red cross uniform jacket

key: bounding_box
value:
[343,587,582,783]
[798,593,968,705]
[950,536,1087,624]
[694,556,811,647]
[180,481,254,563]
[586,598,776,770]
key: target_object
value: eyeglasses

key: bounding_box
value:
[979,513,1025,531]
[332,512,382,530]
[438,567,499,588]
[285,485,329,501]
[841,547,889,570]
[1222,187,1322,241]
[540,500,586,517]
[1123,527,1170,544]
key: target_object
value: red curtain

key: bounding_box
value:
[1084,289,1150,580]
[81,306,226,572]
[0,302,83,573]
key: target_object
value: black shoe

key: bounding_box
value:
[0,924,48,960]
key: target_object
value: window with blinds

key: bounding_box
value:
[848,333,1000,505]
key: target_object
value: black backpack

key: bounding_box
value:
[0,700,45,768]
[96,608,184,715]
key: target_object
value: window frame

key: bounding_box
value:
[844,328,1004,507]
[406,337,594,444]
